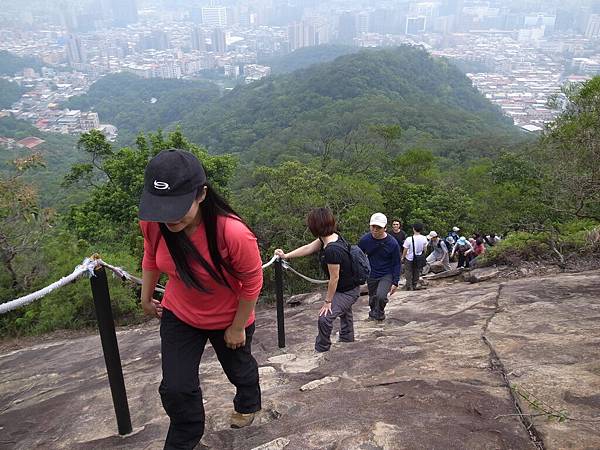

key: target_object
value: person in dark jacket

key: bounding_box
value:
[358,213,401,321]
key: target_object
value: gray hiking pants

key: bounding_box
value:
[315,286,360,352]
[367,274,393,320]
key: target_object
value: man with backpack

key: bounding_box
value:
[358,213,401,322]
[274,208,365,352]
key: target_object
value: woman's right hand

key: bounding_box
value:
[274,249,287,259]
[141,298,163,319]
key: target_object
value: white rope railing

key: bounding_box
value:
[1,253,329,315]
[261,255,279,269]
[0,257,166,315]
[280,260,329,284]
[263,255,329,284]
[0,258,96,314]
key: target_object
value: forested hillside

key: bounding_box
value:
[258,44,359,74]
[0,79,24,108]
[63,46,524,163]
[0,50,42,76]
[1,51,598,339]
[183,46,519,162]
[0,116,82,209]
[63,73,220,144]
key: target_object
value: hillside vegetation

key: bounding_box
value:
[0,79,24,109]
[63,46,523,163]
[63,73,220,144]
[258,44,359,74]
[183,46,519,162]
[1,52,598,338]
[0,50,42,76]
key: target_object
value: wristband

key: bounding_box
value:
[324,300,332,304]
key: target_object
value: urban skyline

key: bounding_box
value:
[2,0,600,142]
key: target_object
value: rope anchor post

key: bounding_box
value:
[274,258,286,349]
[89,265,133,436]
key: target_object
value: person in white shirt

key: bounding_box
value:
[402,222,429,291]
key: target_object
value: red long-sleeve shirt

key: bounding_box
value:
[140,215,263,330]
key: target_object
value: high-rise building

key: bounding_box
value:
[111,0,138,27]
[137,30,170,51]
[406,16,426,35]
[59,2,78,32]
[555,9,575,32]
[65,34,87,65]
[338,12,357,44]
[151,30,170,50]
[357,12,369,34]
[191,27,206,52]
[288,20,328,51]
[586,14,600,38]
[212,28,227,54]
[202,7,228,28]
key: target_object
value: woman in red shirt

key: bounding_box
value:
[138,149,263,449]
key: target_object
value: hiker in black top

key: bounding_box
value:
[389,219,406,255]
[274,207,360,352]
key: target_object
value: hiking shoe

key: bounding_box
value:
[414,286,427,290]
[230,411,257,429]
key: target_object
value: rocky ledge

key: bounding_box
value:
[1,270,599,449]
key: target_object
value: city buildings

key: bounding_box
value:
[2,0,600,138]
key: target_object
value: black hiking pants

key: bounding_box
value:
[159,309,261,450]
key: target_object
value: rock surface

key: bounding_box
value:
[1,271,599,449]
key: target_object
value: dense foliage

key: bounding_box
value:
[0,116,81,209]
[181,46,518,160]
[1,65,599,338]
[60,46,524,163]
[63,73,220,145]
[0,50,42,76]
[0,79,24,108]
[259,45,359,74]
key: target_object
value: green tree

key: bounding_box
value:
[540,78,600,221]
[65,128,237,255]
[382,176,471,234]
[0,155,51,298]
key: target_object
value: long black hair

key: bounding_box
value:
[159,183,250,293]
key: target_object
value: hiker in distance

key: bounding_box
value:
[274,207,364,352]
[423,231,450,274]
[138,149,263,449]
[358,213,401,321]
[402,222,429,290]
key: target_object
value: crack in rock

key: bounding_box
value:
[481,284,546,450]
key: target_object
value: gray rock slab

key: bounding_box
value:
[1,271,599,449]
[486,272,600,449]
[463,267,501,283]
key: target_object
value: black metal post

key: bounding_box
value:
[90,265,133,436]
[274,260,286,348]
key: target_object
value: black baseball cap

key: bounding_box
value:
[138,149,207,222]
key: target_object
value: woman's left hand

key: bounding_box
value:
[319,301,332,317]
[224,325,246,349]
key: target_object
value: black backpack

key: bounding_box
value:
[328,239,371,286]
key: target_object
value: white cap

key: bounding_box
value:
[452,226,460,232]
[369,212,387,228]
[427,231,438,239]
